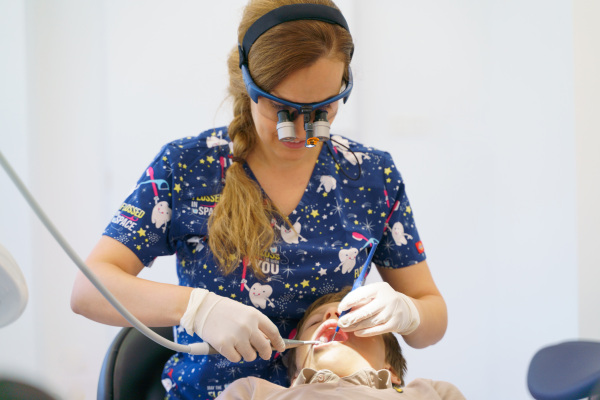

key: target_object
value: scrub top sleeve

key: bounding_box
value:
[102,144,177,266]
[373,152,427,269]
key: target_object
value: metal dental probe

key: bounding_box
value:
[201,338,322,355]
[281,338,323,349]
[330,239,380,342]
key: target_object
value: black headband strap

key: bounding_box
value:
[238,3,351,68]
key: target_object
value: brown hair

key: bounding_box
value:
[207,0,354,277]
[286,287,408,385]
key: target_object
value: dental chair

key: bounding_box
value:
[0,378,58,400]
[527,340,600,400]
[98,326,175,400]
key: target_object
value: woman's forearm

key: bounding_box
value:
[71,262,193,327]
[402,293,448,348]
[71,236,195,327]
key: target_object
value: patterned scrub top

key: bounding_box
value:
[103,127,426,399]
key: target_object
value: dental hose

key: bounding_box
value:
[0,150,216,356]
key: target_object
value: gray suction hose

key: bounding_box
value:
[0,150,218,356]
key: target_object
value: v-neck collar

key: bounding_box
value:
[242,144,329,219]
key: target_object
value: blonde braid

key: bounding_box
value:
[207,50,282,277]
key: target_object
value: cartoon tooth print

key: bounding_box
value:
[145,166,172,233]
[241,280,275,309]
[152,201,172,232]
[162,369,175,392]
[334,247,359,274]
[391,222,413,246]
[316,175,337,193]
[272,217,307,244]
[162,378,174,393]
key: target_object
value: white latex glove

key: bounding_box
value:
[337,281,420,336]
[180,288,285,362]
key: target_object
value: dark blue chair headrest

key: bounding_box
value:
[528,340,600,400]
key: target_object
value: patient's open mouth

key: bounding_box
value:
[313,320,349,345]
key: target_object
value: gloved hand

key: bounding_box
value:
[337,281,420,336]
[180,288,285,362]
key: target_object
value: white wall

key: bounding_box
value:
[1,1,117,398]
[0,1,590,399]
[0,0,36,391]
[574,0,600,340]
[354,1,577,398]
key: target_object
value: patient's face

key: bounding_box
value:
[294,301,389,377]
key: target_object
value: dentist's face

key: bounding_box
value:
[294,301,389,378]
[249,57,345,163]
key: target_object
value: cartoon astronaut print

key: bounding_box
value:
[241,280,275,309]
[334,247,359,274]
[152,201,172,233]
[390,221,413,246]
[272,217,307,244]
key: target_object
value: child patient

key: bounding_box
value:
[217,287,465,399]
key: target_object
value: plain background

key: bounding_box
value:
[1,1,598,399]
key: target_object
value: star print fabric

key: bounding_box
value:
[102,128,426,399]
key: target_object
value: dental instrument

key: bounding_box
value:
[281,338,323,349]
[330,238,379,342]
[200,338,323,355]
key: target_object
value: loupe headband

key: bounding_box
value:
[238,3,353,68]
[241,63,353,109]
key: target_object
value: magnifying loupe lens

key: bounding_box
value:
[313,110,330,141]
[276,110,296,142]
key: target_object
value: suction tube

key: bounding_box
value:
[0,150,217,355]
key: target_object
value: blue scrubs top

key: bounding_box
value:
[103,127,426,399]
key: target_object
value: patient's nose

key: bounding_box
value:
[323,305,340,321]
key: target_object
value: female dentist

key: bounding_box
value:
[70,1,447,398]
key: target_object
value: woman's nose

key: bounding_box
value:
[293,117,306,140]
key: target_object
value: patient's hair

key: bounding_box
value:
[286,287,407,385]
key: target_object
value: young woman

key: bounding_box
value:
[71,1,447,398]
